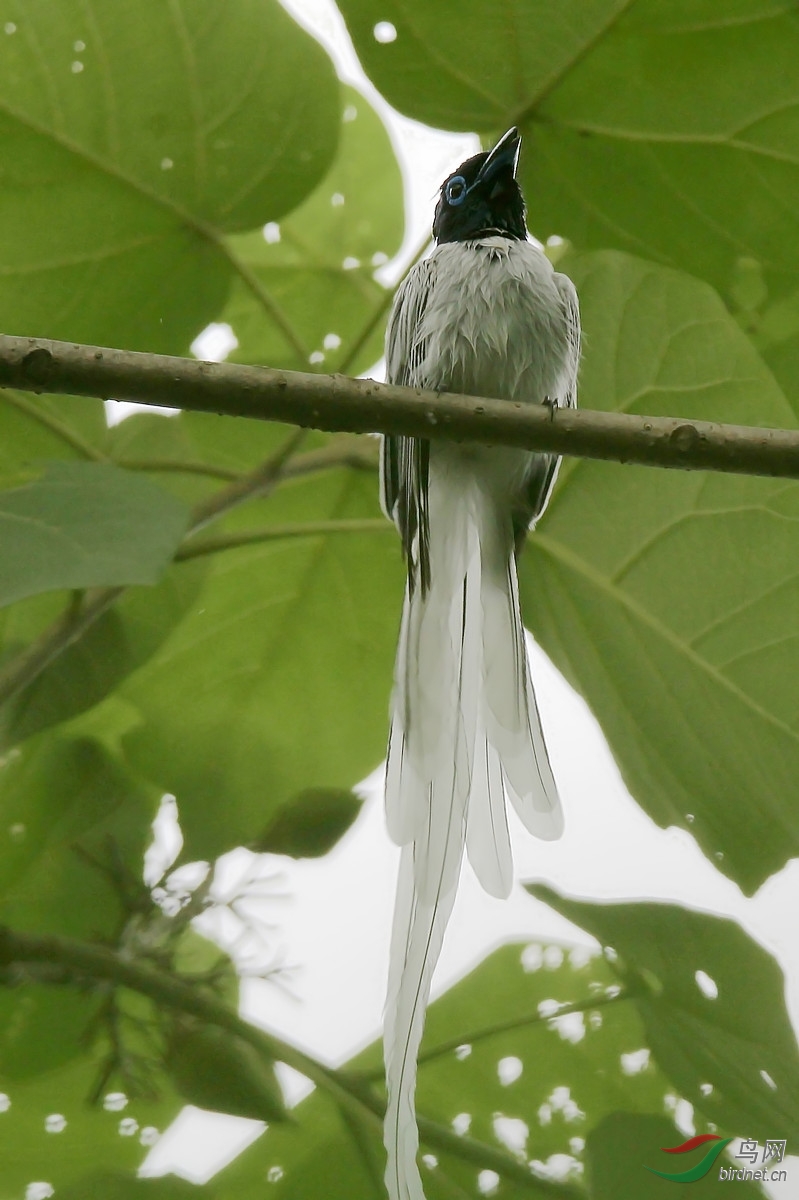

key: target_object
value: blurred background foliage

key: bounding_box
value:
[0,0,797,1197]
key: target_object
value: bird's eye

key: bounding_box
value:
[445,176,467,206]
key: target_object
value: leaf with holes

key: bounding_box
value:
[338,0,799,306]
[586,1113,766,1198]
[0,1054,183,1195]
[0,461,189,607]
[0,0,339,353]
[520,250,799,894]
[529,886,799,1143]
[213,940,693,1198]
[221,85,402,376]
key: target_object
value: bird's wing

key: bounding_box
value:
[512,269,581,546]
[379,256,438,594]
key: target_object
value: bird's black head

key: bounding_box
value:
[432,127,526,245]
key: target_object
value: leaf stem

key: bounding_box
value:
[217,241,310,364]
[115,457,241,481]
[356,987,634,1083]
[174,518,389,561]
[417,987,632,1068]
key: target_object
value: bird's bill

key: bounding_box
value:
[476,127,521,186]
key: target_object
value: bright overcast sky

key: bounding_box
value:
[141,1,799,1191]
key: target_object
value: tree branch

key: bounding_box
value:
[1,333,799,478]
[0,925,584,1199]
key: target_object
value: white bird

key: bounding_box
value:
[379,127,580,1200]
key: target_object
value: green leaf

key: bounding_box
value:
[0,407,218,748]
[0,734,157,1077]
[0,390,108,489]
[165,1016,287,1124]
[338,0,799,301]
[0,0,339,353]
[221,85,402,375]
[0,563,207,750]
[119,465,403,860]
[216,941,679,1199]
[586,1113,766,1198]
[336,0,629,131]
[529,885,799,1143]
[0,1054,183,1195]
[58,1173,213,1200]
[180,408,326,476]
[0,734,155,937]
[250,787,362,858]
[520,250,799,893]
[0,461,190,607]
[214,1096,380,1200]
[0,985,101,1082]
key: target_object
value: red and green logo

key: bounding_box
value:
[644,1134,733,1182]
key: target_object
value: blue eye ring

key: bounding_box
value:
[445,175,467,206]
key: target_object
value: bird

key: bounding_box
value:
[379,127,581,1200]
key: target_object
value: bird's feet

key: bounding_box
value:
[542,395,559,422]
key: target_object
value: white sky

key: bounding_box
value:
[140,1,799,1192]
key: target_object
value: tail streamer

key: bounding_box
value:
[383,474,561,1200]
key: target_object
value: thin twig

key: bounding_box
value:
[187,426,307,530]
[0,585,125,710]
[0,926,584,1199]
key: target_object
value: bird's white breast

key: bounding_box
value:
[412,237,570,405]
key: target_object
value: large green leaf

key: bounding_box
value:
[0,1054,183,1195]
[119,460,401,860]
[519,250,799,894]
[221,85,402,376]
[215,941,687,1199]
[0,734,157,1078]
[58,1174,212,1200]
[338,0,799,302]
[0,0,339,353]
[0,563,207,750]
[336,0,629,131]
[0,390,108,488]
[529,886,799,1144]
[0,461,189,607]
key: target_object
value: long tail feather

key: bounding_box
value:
[383,473,562,1200]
